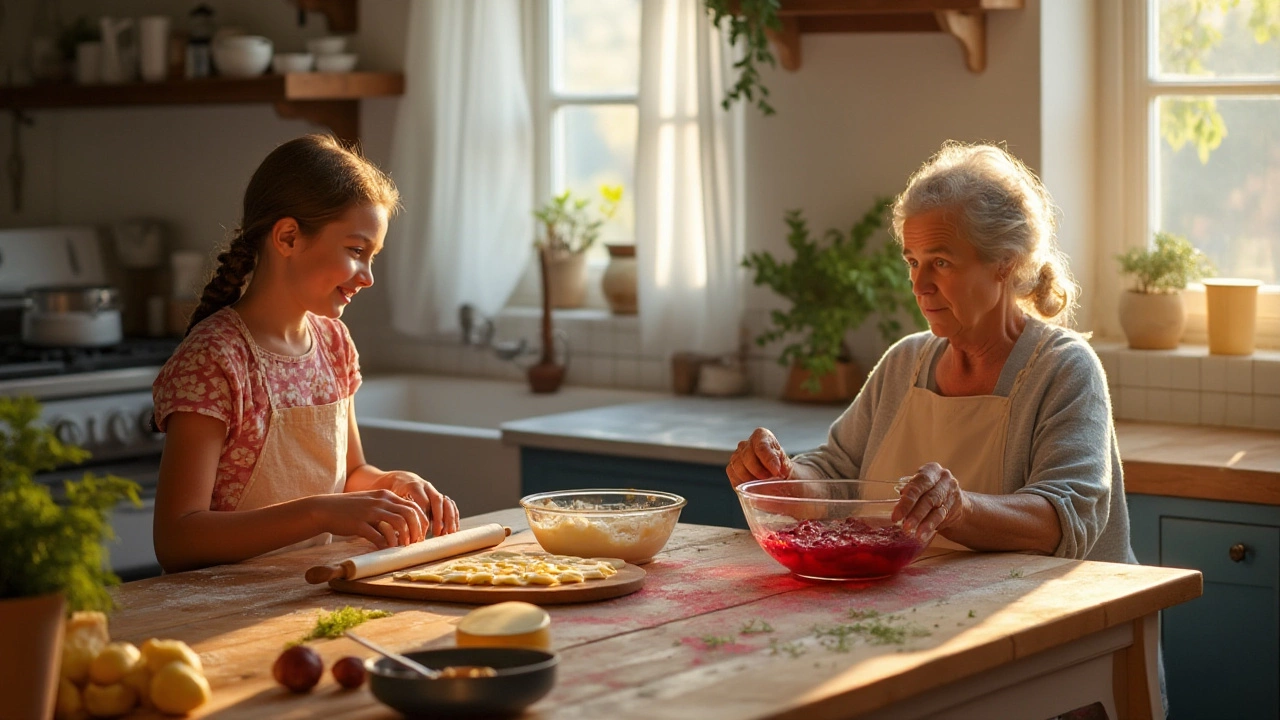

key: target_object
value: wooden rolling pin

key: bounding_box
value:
[305,523,511,584]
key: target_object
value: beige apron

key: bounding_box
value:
[862,332,1048,550]
[232,313,349,553]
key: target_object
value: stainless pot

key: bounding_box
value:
[22,285,124,347]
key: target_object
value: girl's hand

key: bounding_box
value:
[727,428,793,487]
[380,471,460,538]
[892,462,966,542]
[311,490,430,549]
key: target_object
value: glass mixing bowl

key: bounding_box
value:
[519,489,686,565]
[734,479,926,581]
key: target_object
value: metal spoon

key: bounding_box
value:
[345,631,440,679]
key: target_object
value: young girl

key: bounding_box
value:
[152,134,459,573]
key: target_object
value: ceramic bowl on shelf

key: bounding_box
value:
[734,479,926,581]
[519,489,686,565]
[306,36,349,55]
[315,52,358,72]
[212,35,273,78]
[271,52,315,74]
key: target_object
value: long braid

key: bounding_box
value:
[184,230,260,335]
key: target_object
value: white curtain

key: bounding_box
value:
[635,0,745,356]
[388,1,533,336]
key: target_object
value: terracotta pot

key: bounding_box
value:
[546,250,587,309]
[0,592,66,720]
[601,244,637,315]
[1118,290,1184,350]
[782,360,864,404]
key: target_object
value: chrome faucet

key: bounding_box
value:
[456,303,569,369]
[458,303,494,347]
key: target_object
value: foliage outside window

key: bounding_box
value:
[1150,0,1280,284]
[703,0,782,115]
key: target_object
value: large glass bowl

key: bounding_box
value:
[519,489,686,565]
[734,479,926,581]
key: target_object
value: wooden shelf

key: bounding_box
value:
[0,72,404,146]
[291,0,359,33]
[769,0,1025,73]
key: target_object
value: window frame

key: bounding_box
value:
[531,0,640,267]
[1103,0,1280,347]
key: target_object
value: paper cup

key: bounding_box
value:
[1203,278,1263,355]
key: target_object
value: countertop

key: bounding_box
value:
[106,508,1198,719]
[501,397,1280,505]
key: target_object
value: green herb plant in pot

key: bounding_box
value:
[743,198,925,403]
[532,185,622,309]
[0,396,140,720]
[1116,231,1214,350]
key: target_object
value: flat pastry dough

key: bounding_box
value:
[394,550,622,587]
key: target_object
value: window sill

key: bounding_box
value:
[1091,339,1280,430]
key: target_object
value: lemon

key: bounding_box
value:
[53,676,84,720]
[89,642,142,685]
[140,638,203,674]
[82,682,137,718]
[150,661,212,715]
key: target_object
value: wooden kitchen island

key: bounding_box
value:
[108,509,1200,719]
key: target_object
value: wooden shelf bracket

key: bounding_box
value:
[292,0,359,33]
[766,17,803,72]
[935,9,986,73]
[274,100,358,147]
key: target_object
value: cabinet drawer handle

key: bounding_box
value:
[1229,543,1248,563]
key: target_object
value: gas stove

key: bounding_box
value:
[0,336,180,382]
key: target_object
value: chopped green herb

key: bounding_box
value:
[769,638,806,658]
[968,609,976,618]
[814,614,931,651]
[701,634,734,649]
[740,619,774,635]
[847,608,881,620]
[1009,568,1024,579]
[292,606,392,645]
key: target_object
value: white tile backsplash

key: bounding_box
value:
[1200,392,1227,425]
[1095,347,1118,385]
[615,358,640,388]
[1119,387,1148,421]
[1200,356,1227,392]
[1145,355,1172,389]
[1224,357,1254,394]
[1256,395,1280,431]
[1120,353,1147,387]
[1226,392,1254,427]
[1168,390,1200,425]
[1169,355,1201,390]
[1145,389,1172,424]
[1257,360,1280,396]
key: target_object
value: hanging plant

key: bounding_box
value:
[704,0,782,116]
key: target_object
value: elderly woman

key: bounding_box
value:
[728,142,1135,564]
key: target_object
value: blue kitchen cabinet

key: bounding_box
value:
[519,448,747,528]
[1128,494,1280,720]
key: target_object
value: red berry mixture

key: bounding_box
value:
[759,518,925,579]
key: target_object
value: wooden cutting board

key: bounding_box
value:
[327,541,646,605]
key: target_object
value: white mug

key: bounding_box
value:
[139,16,171,82]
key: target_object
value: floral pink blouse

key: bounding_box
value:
[152,307,362,511]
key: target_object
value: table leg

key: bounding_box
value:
[1112,613,1162,720]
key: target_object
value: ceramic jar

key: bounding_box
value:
[1118,290,1185,350]
[601,244,637,315]
[545,250,587,309]
[1203,279,1263,355]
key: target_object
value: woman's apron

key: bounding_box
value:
[862,332,1048,550]
[232,315,349,553]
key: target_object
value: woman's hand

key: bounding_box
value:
[310,489,431,549]
[893,462,967,542]
[727,428,794,487]
[379,471,460,538]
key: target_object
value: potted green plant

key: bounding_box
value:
[532,185,622,309]
[0,396,139,719]
[743,198,925,403]
[1116,231,1215,349]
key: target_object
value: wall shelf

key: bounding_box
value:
[291,0,359,33]
[769,0,1025,73]
[0,72,404,146]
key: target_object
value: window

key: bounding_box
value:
[1146,0,1280,284]
[534,0,641,265]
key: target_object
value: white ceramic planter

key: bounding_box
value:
[1118,290,1185,350]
